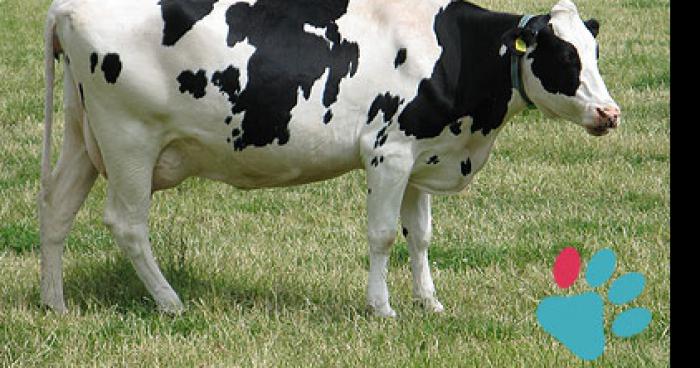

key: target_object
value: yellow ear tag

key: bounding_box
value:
[515,37,527,53]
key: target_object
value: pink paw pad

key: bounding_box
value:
[552,247,581,289]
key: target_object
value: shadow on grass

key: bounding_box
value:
[358,240,564,271]
[62,254,363,321]
[0,222,38,254]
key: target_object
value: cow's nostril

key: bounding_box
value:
[597,106,620,128]
[596,107,606,118]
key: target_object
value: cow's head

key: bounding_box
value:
[504,0,620,136]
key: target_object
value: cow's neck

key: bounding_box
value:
[398,2,529,139]
[453,6,532,132]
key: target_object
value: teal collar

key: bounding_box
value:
[511,15,536,108]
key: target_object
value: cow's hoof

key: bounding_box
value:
[368,303,397,318]
[156,295,185,314]
[41,300,68,314]
[416,297,444,313]
[158,303,185,315]
[41,293,68,314]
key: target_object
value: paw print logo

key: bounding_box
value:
[536,247,652,361]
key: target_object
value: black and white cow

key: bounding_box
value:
[40,0,619,316]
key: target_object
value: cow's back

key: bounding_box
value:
[53,0,447,189]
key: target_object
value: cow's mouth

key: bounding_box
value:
[585,106,620,137]
[585,126,611,136]
[585,118,618,136]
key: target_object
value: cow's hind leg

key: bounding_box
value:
[97,122,183,313]
[400,186,443,313]
[40,68,98,312]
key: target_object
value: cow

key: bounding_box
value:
[40,0,620,316]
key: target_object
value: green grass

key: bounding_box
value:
[0,0,669,366]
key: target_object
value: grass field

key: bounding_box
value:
[0,0,669,366]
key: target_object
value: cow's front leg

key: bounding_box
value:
[365,159,411,317]
[400,186,443,313]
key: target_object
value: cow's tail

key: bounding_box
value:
[40,6,59,205]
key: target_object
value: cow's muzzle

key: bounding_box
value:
[586,106,620,136]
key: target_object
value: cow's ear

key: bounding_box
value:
[584,18,600,38]
[501,27,536,56]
